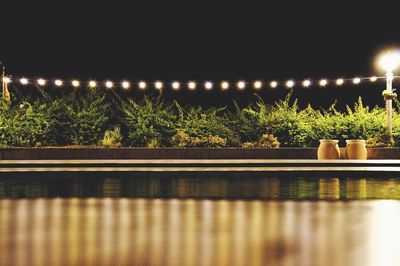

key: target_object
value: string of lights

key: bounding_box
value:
[1,75,397,91]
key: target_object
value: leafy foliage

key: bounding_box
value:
[256,93,313,147]
[242,134,280,148]
[100,127,123,147]
[122,96,176,147]
[174,103,238,146]
[226,101,262,144]
[171,131,227,148]
[0,89,398,148]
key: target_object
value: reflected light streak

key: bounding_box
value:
[369,201,400,265]
[1,198,399,265]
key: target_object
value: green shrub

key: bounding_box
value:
[257,93,313,147]
[241,133,280,148]
[0,101,13,147]
[366,134,393,147]
[242,142,257,148]
[71,92,110,145]
[171,131,191,147]
[258,134,280,148]
[122,96,176,147]
[226,101,261,144]
[171,131,227,148]
[175,103,238,146]
[8,102,51,147]
[1,89,111,147]
[309,98,386,147]
[45,97,75,146]
[0,89,397,148]
[100,127,123,147]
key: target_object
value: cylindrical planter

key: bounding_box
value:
[345,139,367,160]
[317,140,340,160]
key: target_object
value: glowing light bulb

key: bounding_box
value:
[172,81,180,90]
[319,79,328,87]
[253,80,263,89]
[122,81,130,89]
[55,79,63,86]
[370,76,378,82]
[205,81,213,90]
[378,51,400,72]
[20,78,29,85]
[3,77,11,84]
[89,81,97,87]
[105,81,113,88]
[72,80,80,87]
[138,81,147,89]
[155,81,163,89]
[37,79,46,86]
[188,81,196,90]
[237,81,246,90]
[221,81,229,90]
[302,80,311,87]
[270,81,278,88]
[336,79,344,85]
[286,80,294,88]
[353,77,361,84]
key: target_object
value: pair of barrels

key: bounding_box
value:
[317,139,367,160]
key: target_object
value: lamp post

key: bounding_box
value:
[0,60,7,102]
[378,51,400,138]
[386,71,394,137]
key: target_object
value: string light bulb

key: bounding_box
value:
[122,81,130,89]
[205,81,213,90]
[286,80,294,88]
[155,81,163,90]
[353,77,361,84]
[72,80,80,87]
[138,81,147,89]
[105,81,113,88]
[221,81,229,90]
[20,78,29,85]
[55,80,63,87]
[37,79,46,86]
[302,80,311,87]
[89,81,97,87]
[172,81,180,90]
[270,81,278,88]
[319,79,328,87]
[336,78,344,85]
[370,76,378,82]
[188,81,196,90]
[253,80,263,89]
[237,81,246,90]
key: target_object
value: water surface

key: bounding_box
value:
[1,174,400,199]
[1,174,400,266]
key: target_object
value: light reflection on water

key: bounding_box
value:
[1,199,400,266]
[1,175,400,265]
[1,175,400,199]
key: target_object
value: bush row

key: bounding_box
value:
[0,90,398,148]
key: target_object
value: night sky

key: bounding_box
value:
[2,3,400,109]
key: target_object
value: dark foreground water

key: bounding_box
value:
[1,174,400,266]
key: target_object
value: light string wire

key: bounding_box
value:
[1,75,398,90]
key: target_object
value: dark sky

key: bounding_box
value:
[1,3,400,108]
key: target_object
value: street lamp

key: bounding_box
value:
[1,59,11,102]
[377,50,400,138]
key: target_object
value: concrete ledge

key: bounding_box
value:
[0,159,400,173]
[1,147,400,160]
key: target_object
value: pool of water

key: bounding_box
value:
[1,173,400,265]
[1,173,400,199]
